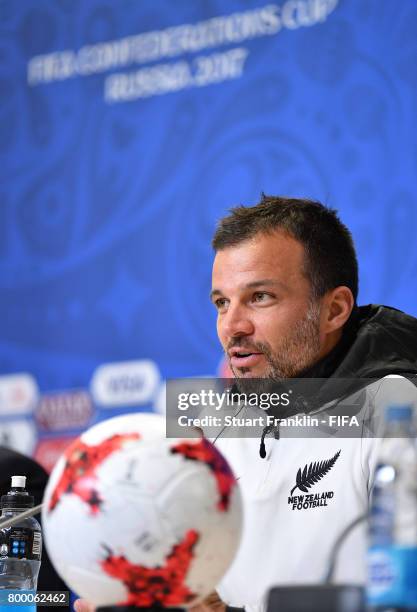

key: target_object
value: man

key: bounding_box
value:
[76,196,417,612]
[209,195,417,611]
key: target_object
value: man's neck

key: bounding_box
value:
[316,328,343,364]
[300,308,359,379]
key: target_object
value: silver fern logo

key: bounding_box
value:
[288,450,341,511]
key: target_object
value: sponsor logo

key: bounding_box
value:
[35,389,94,431]
[34,437,77,474]
[0,374,39,415]
[91,360,160,407]
[0,419,37,455]
[288,450,340,511]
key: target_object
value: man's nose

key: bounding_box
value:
[222,304,254,338]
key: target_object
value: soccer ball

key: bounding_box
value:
[42,412,242,608]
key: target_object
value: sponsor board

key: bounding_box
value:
[90,359,160,407]
[35,389,94,431]
[0,374,39,416]
[154,382,166,415]
[34,437,77,473]
[0,419,37,455]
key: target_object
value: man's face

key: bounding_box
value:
[211,231,324,379]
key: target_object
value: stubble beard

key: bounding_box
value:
[229,300,322,380]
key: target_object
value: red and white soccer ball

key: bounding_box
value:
[42,413,242,608]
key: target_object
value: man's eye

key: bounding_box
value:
[253,292,268,302]
[214,298,227,310]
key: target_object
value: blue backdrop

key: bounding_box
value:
[1,0,416,466]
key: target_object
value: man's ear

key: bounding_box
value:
[322,286,354,334]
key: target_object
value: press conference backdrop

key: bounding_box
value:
[0,0,416,469]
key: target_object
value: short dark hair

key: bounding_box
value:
[212,195,359,301]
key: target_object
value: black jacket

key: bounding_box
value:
[259,305,417,455]
[305,304,417,380]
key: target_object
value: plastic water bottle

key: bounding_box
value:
[368,405,417,611]
[0,476,42,612]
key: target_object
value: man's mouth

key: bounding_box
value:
[229,348,264,368]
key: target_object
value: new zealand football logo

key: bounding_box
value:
[288,450,341,511]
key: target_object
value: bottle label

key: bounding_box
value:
[0,529,41,561]
[368,545,417,608]
[369,466,395,546]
